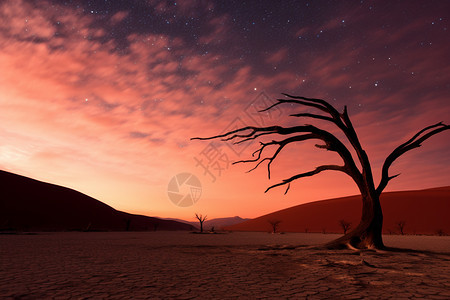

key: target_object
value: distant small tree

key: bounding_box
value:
[195,213,207,233]
[436,229,446,236]
[268,220,281,233]
[397,221,406,235]
[153,222,159,231]
[339,220,352,235]
[125,218,131,231]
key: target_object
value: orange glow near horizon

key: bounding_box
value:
[1,1,449,221]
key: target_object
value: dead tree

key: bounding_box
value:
[339,220,351,235]
[195,213,207,233]
[435,229,445,236]
[268,220,281,233]
[125,218,131,231]
[397,221,406,235]
[153,222,159,231]
[192,94,449,249]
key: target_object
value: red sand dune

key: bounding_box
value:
[0,170,195,231]
[225,187,450,235]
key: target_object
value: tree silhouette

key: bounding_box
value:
[192,94,450,249]
[435,229,445,236]
[339,220,351,235]
[125,218,131,231]
[153,222,159,231]
[195,213,207,233]
[268,220,281,233]
[397,221,406,235]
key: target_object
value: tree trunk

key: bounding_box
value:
[326,191,384,249]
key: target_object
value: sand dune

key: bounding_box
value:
[225,187,450,235]
[0,170,194,231]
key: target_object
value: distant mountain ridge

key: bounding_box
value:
[224,187,450,235]
[203,216,250,230]
[166,216,250,230]
[0,170,195,231]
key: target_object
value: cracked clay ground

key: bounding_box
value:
[1,232,449,299]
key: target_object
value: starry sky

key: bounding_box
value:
[1,0,449,220]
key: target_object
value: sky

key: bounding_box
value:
[0,0,449,221]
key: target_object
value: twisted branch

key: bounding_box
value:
[376,122,450,194]
[192,121,362,192]
[191,93,449,196]
[233,134,317,178]
[265,165,346,194]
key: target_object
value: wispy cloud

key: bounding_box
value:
[0,0,448,219]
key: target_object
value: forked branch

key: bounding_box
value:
[191,116,363,193]
[261,93,341,120]
[376,122,450,194]
[259,95,375,182]
[233,134,316,178]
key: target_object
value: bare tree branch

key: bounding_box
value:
[290,112,335,123]
[192,94,448,197]
[259,93,342,124]
[259,99,326,115]
[264,164,346,193]
[281,93,342,118]
[191,126,278,141]
[233,131,278,144]
[259,95,373,182]
[256,95,380,188]
[195,213,207,222]
[396,123,445,148]
[265,97,378,191]
[377,122,450,194]
[192,112,364,192]
[233,134,316,178]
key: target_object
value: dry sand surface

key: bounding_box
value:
[1,232,449,299]
[225,187,450,235]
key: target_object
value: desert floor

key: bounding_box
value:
[1,232,449,299]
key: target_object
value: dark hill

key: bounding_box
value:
[0,170,195,231]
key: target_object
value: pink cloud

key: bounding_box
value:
[199,15,230,45]
[295,27,309,38]
[110,11,129,25]
[265,48,289,65]
[0,0,448,219]
[150,0,214,18]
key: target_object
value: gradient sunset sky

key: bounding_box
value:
[1,0,449,221]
